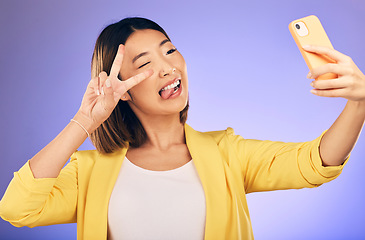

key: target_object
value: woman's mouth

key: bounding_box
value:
[159,79,181,99]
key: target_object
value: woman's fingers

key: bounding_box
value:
[311,77,348,90]
[118,69,154,93]
[303,46,365,101]
[310,88,347,98]
[308,63,354,79]
[109,45,125,79]
[102,78,116,111]
[91,44,152,106]
[98,71,108,95]
[87,76,99,96]
[302,45,351,63]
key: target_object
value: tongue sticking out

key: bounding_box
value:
[160,88,175,99]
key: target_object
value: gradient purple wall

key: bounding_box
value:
[1,0,364,239]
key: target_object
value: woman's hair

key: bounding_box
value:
[90,17,189,154]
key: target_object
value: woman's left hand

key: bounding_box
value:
[303,45,365,102]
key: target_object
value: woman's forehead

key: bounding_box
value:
[124,29,169,54]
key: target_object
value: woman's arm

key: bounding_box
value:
[303,45,365,166]
[319,100,365,166]
[29,45,152,178]
[29,112,93,178]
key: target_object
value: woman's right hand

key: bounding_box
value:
[74,44,153,133]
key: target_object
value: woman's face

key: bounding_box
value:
[120,29,188,119]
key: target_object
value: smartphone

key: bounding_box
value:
[289,15,337,80]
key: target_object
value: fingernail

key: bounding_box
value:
[97,89,100,95]
[310,81,314,87]
[105,78,111,88]
[303,45,311,49]
[310,89,317,94]
[307,72,312,79]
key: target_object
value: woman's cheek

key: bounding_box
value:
[177,55,186,69]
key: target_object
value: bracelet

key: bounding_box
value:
[70,119,90,137]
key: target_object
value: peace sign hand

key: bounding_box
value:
[75,45,153,134]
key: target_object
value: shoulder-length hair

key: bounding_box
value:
[90,17,189,154]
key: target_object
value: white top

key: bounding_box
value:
[107,157,206,240]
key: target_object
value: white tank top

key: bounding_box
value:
[107,157,206,240]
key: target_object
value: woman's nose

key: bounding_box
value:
[159,65,176,78]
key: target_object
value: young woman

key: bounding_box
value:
[0,17,364,240]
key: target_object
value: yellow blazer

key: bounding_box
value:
[0,125,347,239]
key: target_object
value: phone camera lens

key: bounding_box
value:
[295,24,300,29]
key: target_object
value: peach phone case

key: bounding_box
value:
[289,15,337,80]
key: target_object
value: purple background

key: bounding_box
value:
[1,0,364,239]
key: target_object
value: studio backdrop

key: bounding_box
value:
[0,0,364,239]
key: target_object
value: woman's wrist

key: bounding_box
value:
[347,100,365,119]
[72,111,98,135]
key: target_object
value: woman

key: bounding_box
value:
[0,17,364,240]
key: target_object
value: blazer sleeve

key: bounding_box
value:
[0,157,78,228]
[226,128,349,194]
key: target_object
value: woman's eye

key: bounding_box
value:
[167,48,177,55]
[138,61,150,69]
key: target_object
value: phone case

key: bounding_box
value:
[289,15,337,80]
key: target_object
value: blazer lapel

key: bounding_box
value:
[185,124,228,239]
[83,147,128,240]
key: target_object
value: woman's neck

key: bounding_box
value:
[137,114,185,151]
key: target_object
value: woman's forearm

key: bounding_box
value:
[29,112,94,179]
[319,100,365,166]
[301,46,365,166]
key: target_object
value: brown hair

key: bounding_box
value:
[90,17,189,154]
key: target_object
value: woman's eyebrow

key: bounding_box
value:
[159,39,170,47]
[132,39,171,63]
[132,52,148,63]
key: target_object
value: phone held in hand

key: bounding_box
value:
[289,15,337,80]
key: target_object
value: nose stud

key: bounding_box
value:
[172,68,176,73]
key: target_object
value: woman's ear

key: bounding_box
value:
[121,92,132,101]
